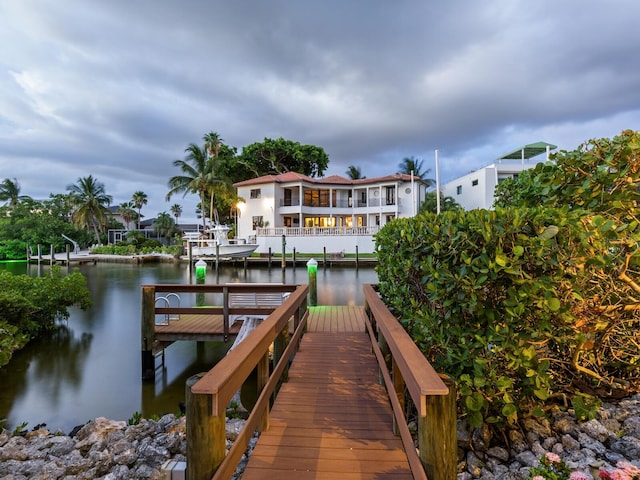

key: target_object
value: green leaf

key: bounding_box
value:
[547,297,561,312]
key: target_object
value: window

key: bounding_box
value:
[385,186,396,205]
[252,216,263,229]
[250,189,261,199]
[472,179,479,187]
[456,185,462,195]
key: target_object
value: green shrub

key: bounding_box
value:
[0,266,92,366]
[375,207,594,427]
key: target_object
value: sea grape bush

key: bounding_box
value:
[375,207,600,426]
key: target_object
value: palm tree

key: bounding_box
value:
[345,165,365,180]
[154,211,175,241]
[397,156,434,186]
[66,175,112,244]
[132,191,148,229]
[203,132,224,227]
[0,178,31,207]
[170,204,182,226]
[118,201,136,230]
[167,134,231,233]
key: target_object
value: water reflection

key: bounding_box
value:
[0,261,377,433]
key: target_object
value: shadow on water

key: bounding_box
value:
[0,261,377,433]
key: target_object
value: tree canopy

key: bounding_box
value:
[66,175,112,244]
[236,137,329,180]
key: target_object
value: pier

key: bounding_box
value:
[141,283,457,479]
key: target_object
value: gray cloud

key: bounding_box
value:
[1,0,639,220]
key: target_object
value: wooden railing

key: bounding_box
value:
[363,284,457,480]
[140,283,300,380]
[184,284,309,480]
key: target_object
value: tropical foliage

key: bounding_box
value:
[346,165,365,180]
[0,178,31,208]
[131,191,148,229]
[397,156,434,185]
[166,133,235,233]
[0,266,92,367]
[66,175,113,244]
[419,191,461,214]
[375,130,640,429]
[0,197,93,259]
[235,137,329,179]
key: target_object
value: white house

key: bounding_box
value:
[441,142,556,210]
[234,172,430,254]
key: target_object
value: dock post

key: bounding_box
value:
[66,244,70,265]
[323,247,327,269]
[258,352,270,431]
[356,245,359,269]
[50,244,55,266]
[186,374,226,480]
[268,247,272,269]
[307,258,318,306]
[420,375,457,480]
[292,247,296,266]
[215,244,220,270]
[281,235,286,270]
[37,244,42,263]
[141,285,156,381]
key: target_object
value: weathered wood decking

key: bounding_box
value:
[241,306,413,479]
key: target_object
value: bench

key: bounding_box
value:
[227,289,290,326]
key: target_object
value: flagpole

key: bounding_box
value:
[435,149,441,214]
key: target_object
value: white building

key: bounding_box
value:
[441,142,556,210]
[234,172,430,254]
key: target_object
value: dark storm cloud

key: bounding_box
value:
[1,0,639,219]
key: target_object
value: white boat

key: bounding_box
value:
[183,225,258,258]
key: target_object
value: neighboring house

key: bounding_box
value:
[441,142,556,211]
[234,172,429,254]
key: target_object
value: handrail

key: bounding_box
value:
[140,283,300,380]
[185,284,309,480]
[363,284,457,480]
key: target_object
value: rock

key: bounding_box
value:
[487,446,510,462]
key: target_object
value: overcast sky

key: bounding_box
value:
[1,1,639,222]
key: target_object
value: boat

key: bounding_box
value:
[183,225,258,258]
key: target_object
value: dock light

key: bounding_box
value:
[195,259,207,306]
[307,258,318,306]
[195,259,207,283]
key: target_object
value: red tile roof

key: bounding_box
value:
[234,172,423,187]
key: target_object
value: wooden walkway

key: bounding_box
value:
[242,306,413,479]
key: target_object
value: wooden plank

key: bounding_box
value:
[242,330,412,480]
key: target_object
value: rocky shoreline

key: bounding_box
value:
[1,394,638,479]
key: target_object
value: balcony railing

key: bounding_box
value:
[256,226,381,237]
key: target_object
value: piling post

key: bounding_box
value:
[37,244,42,262]
[215,244,220,270]
[257,352,270,432]
[66,244,71,264]
[141,285,156,381]
[307,258,318,306]
[356,245,359,269]
[50,244,55,266]
[323,247,327,269]
[268,247,272,269]
[186,374,226,480]
[420,375,457,480]
[281,235,286,270]
[292,247,296,266]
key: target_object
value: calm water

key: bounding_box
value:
[0,261,377,433]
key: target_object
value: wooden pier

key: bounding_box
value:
[138,282,458,480]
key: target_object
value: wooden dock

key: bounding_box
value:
[147,283,456,480]
[242,307,413,479]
